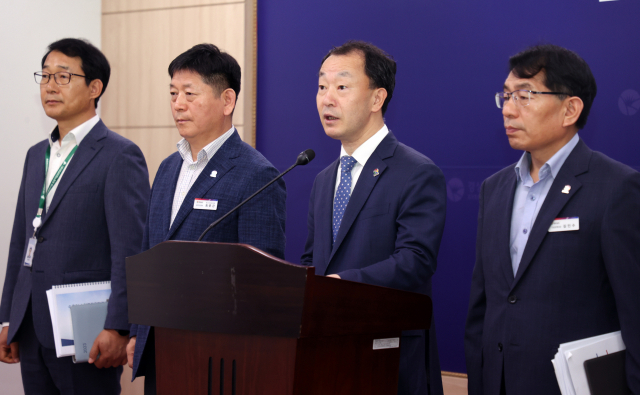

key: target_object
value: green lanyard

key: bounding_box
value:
[32,144,78,233]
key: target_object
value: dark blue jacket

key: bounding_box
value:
[465,139,640,394]
[0,120,150,347]
[301,131,447,395]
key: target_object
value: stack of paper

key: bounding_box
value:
[45,281,111,357]
[552,331,626,395]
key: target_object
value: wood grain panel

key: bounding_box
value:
[103,0,240,14]
[442,374,468,395]
[101,3,245,129]
[115,127,179,184]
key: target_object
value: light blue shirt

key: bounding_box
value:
[510,133,580,276]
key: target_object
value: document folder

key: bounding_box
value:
[584,350,630,395]
[70,301,109,363]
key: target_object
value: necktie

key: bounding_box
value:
[333,156,358,243]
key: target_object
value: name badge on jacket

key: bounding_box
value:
[548,217,579,232]
[194,198,218,211]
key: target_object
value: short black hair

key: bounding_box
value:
[509,44,597,129]
[168,44,241,102]
[321,40,396,115]
[42,38,110,109]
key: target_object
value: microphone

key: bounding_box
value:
[295,149,315,165]
[197,149,316,241]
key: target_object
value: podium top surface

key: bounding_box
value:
[127,241,431,338]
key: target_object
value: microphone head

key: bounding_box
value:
[296,149,316,165]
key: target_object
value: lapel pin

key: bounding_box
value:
[210,171,217,178]
[561,185,571,194]
[373,168,380,177]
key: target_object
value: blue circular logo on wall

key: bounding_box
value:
[447,178,465,202]
[618,89,640,116]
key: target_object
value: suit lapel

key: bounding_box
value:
[42,123,106,225]
[497,170,519,285]
[159,155,183,239]
[165,132,241,240]
[317,160,339,274]
[328,132,396,263]
[511,140,591,289]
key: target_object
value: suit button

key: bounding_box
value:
[37,237,45,243]
[508,295,517,304]
[498,343,503,352]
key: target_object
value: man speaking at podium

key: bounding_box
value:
[127,44,286,394]
[465,44,640,394]
[301,41,447,395]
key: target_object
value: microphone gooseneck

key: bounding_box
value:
[197,149,316,241]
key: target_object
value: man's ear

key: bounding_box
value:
[371,88,388,114]
[89,79,103,101]
[222,88,237,116]
[562,96,584,128]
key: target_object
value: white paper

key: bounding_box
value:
[563,331,625,395]
[46,282,111,357]
[552,331,625,395]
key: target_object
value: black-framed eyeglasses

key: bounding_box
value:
[495,90,567,109]
[34,71,86,85]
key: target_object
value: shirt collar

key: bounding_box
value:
[339,124,389,166]
[49,115,100,147]
[514,133,580,183]
[177,125,235,164]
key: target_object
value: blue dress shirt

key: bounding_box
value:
[510,133,580,275]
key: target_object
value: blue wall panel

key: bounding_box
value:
[256,0,640,373]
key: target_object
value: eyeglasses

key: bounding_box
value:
[495,90,567,109]
[34,71,86,85]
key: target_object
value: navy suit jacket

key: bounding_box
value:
[301,131,446,395]
[130,130,286,378]
[465,139,640,395]
[0,120,150,347]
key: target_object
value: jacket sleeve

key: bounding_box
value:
[103,143,150,331]
[337,162,447,291]
[0,150,31,322]
[464,180,487,395]
[600,171,640,394]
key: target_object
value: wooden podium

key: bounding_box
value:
[126,241,432,395]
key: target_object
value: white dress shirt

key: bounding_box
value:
[170,126,235,226]
[334,125,389,196]
[46,115,100,210]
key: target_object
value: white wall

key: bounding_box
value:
[0,0,101,391]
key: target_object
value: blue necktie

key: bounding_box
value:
[333,156,358,243]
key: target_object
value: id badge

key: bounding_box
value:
[24,237,37,267]
[194,198,218,211]
[548,217,579,232]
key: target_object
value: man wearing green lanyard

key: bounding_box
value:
[0,38,150,394]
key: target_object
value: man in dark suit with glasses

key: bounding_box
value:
[0,38,149,394]
[465,44,640,395]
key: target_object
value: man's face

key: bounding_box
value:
[170,70,229,143]
[502,71,570,154]
[317,52,378,143]
[40,51,95,122]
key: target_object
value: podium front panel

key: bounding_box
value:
[127,241,309,337]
